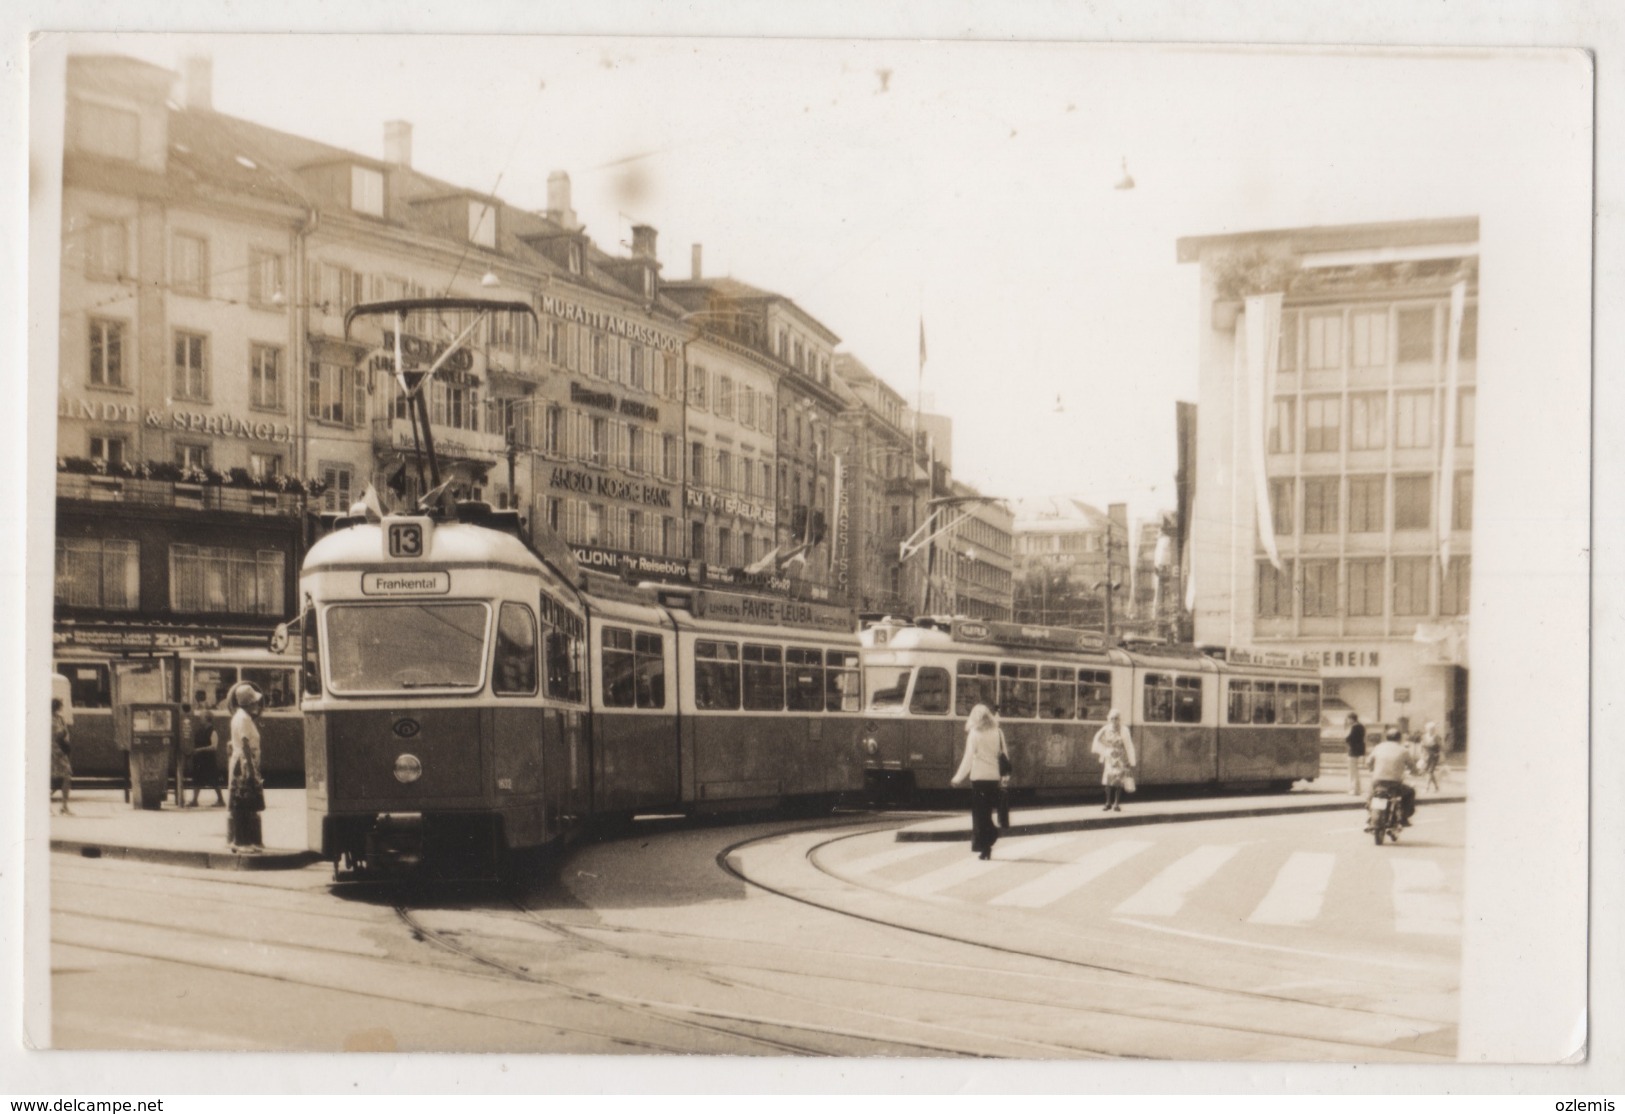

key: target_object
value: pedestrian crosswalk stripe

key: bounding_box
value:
[840,841,942,877]
[987,832,1077,862]
[891,853,1004,898]
[1113,844,1240,917]
[1247,851,1335,926]
[990,839,1153,909]
[1391,858,1458,936]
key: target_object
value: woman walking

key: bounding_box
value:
[226,683,266,854]
[950,704,1009,860]
[50,697,74,815]
[1091,709,1137,812]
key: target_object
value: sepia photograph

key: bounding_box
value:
[7,6,1615,1098]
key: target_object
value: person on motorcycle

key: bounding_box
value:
[1364,727,1421,830]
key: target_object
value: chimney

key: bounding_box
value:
[179,55,213,112]
[691,243,703,280]
[546,171,579,231]
[631,225,658,261]
[384,120,412,168]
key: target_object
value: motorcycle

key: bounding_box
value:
[1368,791,1402,845]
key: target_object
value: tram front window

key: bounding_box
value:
[865,666,912,710]
[325,602,489,693]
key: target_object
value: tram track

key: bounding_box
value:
[712,824,1456,1059]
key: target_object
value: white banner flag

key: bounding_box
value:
[1245,293,1285,570]
[1437,281,1466,574]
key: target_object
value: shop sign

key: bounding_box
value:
[1300,648,1382,669]
[572,545,691,582]
[570,382,660,423]
[540,294,682,353]
[143,407,295,444]
[685,487,776,527]
[702,564,792,595]
[832,455,850,595]
[382,331,475,375]
[53,624,221,651]
[1229,647,1311,668]
[692,589,853,633]
[59,396,139,424]
[549,467,673,508]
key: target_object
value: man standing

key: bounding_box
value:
[1345,712,1367,796]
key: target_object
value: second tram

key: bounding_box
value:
[857,617,1321,800]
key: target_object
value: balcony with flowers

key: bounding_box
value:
[56,456,322,516]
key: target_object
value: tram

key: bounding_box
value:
[298,502,867,874]
[51,645,303,781]
[856,617,1322,800]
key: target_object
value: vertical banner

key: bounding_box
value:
[1437,280,1466,573]
[831,453,850,596]
[1244,292,1284,570]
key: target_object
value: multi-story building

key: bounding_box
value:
[664,271,844,600]
[831,353,922,614]
[55,55,308,663]
[1011,497,1112,629]
[936,479,1014,621]
[1177,216,1478,744]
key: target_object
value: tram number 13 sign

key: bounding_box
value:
[388,521,425,559]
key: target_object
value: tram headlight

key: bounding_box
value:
[394,753,423,784]
[863,736,879,755]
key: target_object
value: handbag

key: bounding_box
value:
[997,730,1012,777]
[1122,773,1137,794]
[230,754,265,812]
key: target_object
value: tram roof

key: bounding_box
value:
[302,517,556,581]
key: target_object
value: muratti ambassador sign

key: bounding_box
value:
[539,294,681,353]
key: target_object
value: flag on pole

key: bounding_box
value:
[1244,293,1285,571]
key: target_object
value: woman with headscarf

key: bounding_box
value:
[226,682,267,854]
[950,703,1009,860]
[1419,720,1445,791]
[1091,708,1137,812]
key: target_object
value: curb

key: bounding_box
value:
[895,792,1468,842]
[51,839,321,872]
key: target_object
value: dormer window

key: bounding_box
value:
[641,268,654,298]
[351,166,384,216]
[468,200,496,248]
[76,101,139,161]
[568,242,584,274]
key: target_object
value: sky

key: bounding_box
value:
[46,34,1547,518]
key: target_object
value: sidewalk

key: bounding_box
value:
[49,786,319,871]
[896,759,1467,842]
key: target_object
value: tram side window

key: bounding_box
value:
[540,598,584,703]
[492,604,539,696]
[601,627,637,707]
[1228,680,1252,725]
[1077,670,1112,721]
[825,650,860,712]
[742,643,785,711]
[57,662,112,709]
[1278,683,1299,725]
[1251,681,1277,724]
[1039,665,1076,720]
[1301,685,1320,723]
[1144,673,1174,723]
[193,666,237,710]
[634,633,666,709]
[694,639,740,710]
[998,662,1038,720]
[241,667,298,709]
[909,666,951,715]
[866,666,912,710]
[785,647,824,712]
[303,613,322,696]
[1174,676,1203,723]
[955,659,996,716]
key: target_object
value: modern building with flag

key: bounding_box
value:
[1177,217,1478,747]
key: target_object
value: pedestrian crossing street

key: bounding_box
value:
[836,828,1461,937]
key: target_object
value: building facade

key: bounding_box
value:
[1177,217,1478,744]
[1011,497,1112,629]
[831,353,923,614]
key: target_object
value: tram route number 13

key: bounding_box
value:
[389,522,424,559]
